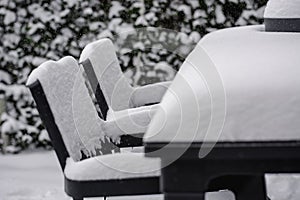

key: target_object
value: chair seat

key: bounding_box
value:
[64,153,161,181]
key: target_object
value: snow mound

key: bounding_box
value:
[145,25,300,143]
[264,0,300,18]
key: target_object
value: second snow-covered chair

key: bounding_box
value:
[79,38,171,120]
[79,38,171,146]
[26,56,161,200]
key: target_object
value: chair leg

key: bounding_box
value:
[164,193,204,200]
[208,175,268,200]
[230,175,268,200]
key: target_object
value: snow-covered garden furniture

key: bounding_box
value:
[144,17,300,200]
[79,38,171,146]
[26,56,161,200]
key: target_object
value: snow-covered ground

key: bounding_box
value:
[0,150,70,200]
[0,150,299,200]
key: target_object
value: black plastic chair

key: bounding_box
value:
[26,56,161,200]
[79,38,171,147]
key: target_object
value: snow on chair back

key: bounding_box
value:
[79,38,134,113]
[27,56,116,162]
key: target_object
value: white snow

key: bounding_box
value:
[79,38,135,111]
[38,129,50,141]
[131,81,171,107]
[264,0,300,18]
[64,152,161,181]
[1,112,21,134]
[178,5,191,17]
[215,5,226,24]
[189,31,201,43]
[0,151,70,200]
[4,10,16,25]
[105,105,159,141]
[79,38,170,114]
[26,55,167,160]
[145,25,300,142]
[83,7,93,15]
[109,1,125,18]
[26,56,105,161]
[65,0,76,7]
[194,9,207,18]
[28,22,45,35]
[1,151,300,199]
[135,16,148,26]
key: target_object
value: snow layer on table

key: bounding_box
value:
[264,0,300,18]
[64,152,161,181]
[27,56,106,161]
[79,38,134,111]
[145,25,300,143]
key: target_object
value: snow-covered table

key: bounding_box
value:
[144,25,300,200]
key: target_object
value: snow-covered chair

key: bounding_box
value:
[79,38,171,120]
[26,56,161,200]
[79,38,171,147]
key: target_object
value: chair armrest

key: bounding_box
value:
[102,105,158,146]
[131,81,172,107]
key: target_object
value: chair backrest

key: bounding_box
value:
[79,38,134,113]
[27,80,69,170]
[26,56,118,167]
[80,58,109,120]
